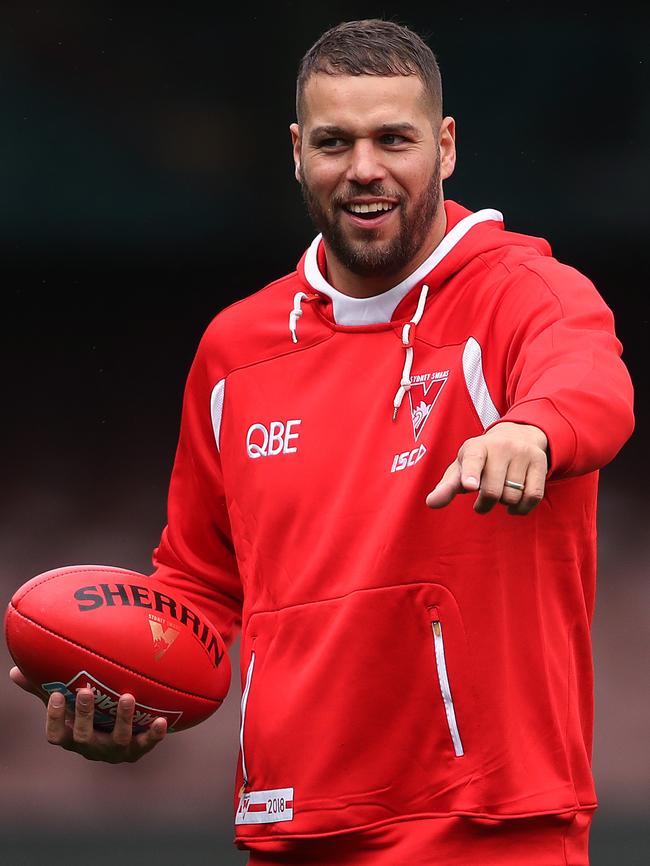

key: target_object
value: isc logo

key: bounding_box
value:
[246,420,301,459]
[391,444,427,473]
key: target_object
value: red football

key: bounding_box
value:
[5,565,231,733]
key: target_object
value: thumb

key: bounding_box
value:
[9,666,45,701]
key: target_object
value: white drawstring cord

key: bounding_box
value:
[289,283,429,420]
[289,291,310,343]
[392,284,429,421]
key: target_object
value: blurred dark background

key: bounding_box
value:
[1,2,647,864]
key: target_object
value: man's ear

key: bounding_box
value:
[290,122,302,182]
[439,116,456,181]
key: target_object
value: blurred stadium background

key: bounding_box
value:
[1,2,647,864]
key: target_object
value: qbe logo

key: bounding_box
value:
[246,420,301,459]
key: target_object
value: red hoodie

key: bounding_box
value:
[151,201,634,855]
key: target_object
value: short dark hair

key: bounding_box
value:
[296,19,442,124]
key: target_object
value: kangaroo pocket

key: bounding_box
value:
[234,582,484,838]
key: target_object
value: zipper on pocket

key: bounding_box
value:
[239,650,256,788]
[431,618,464,757]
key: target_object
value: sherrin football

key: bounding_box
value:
[5,565,231,733]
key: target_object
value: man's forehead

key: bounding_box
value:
[300,72,430,128]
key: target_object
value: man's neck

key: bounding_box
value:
[323,207,448,299]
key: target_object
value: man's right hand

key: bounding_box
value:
[10,666,167,763]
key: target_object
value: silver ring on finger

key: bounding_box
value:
[504,479,525,491]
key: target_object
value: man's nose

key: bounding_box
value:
[346,140,386,186]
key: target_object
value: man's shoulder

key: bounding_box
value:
[467,239,614,337]
[458,218,598,306]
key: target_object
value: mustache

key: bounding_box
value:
[331,183,402,207]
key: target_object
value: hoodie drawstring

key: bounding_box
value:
[289,291,310,343]
[392,284,429,421]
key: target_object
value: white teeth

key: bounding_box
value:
[348,202,394,214]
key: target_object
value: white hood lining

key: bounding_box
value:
[303,208,503,326]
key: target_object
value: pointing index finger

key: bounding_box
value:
[457,442,488,493]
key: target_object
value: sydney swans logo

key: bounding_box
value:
[407,371,448,440]
[148,615,179,661]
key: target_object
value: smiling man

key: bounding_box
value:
[12,18,634,866]
[293,72,451,291]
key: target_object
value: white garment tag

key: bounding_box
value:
[235,787,294,825]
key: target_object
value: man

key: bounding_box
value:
[12,18,634,866]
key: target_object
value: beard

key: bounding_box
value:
[300,154,441,279]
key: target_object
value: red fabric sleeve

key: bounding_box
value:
[150,335,242,648]
[487,261,634,477]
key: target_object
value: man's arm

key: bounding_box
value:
[427,261,634,514]
[150,335,242,649]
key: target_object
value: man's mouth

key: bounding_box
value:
[343,201,398,221]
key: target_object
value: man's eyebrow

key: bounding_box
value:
[376,122,421,135]
[308,122,421,142]
[308,125,347,141]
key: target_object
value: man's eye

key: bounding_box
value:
[380,134,406,146]
[319,138,346,149]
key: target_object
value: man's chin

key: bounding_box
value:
[335,244,407,278]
